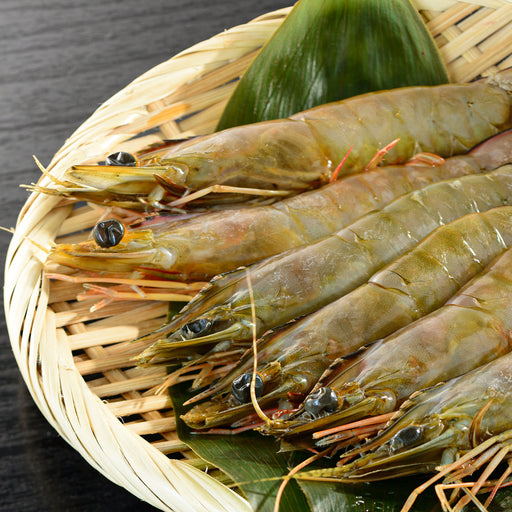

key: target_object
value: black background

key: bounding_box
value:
[0,1,290,510]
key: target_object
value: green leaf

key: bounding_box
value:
[217,0,449,130]
[171,380,311,512]
[296,476,438,512]
[170,379,445,512]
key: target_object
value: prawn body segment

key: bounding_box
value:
[294,79,512,172]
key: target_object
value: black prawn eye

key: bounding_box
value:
[92,219,125,248]
[181,318,212,340]
[231,373,264,403]
[105,151,136,166]
[389,425,423,453]
[303,387,339,417]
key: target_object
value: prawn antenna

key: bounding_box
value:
[169,184,290,208]
[3,226,52,256]
[246,270,272,427]
[27,237,52,255]
[33,155,68,187]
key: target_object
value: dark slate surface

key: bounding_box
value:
[0,1,290,510]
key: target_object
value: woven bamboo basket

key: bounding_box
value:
[5,1,512,511]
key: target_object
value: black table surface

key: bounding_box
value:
[0,2,290,511]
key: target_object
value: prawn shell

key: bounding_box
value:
[292,78,511,173]
[57,71,512,200]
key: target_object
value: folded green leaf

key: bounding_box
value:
[217,0,448,130]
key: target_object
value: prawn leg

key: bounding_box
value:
[403,432,512,511]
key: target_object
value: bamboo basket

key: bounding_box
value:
[5,1,512,511]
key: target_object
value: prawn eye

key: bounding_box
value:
[106,151,136,166]
[389,425,423,453]
[231,373,263,403]
[181,318,212,339]
[303,387,338,417]
[93,219,125,248]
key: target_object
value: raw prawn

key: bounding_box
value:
[262,244,512,440]
[41,71,512,207]
[47,129,512,281]
[295,351,512,511]
[179,206,512,430]
[137,164,512,365]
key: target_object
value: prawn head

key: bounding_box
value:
[180,355,329,430]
